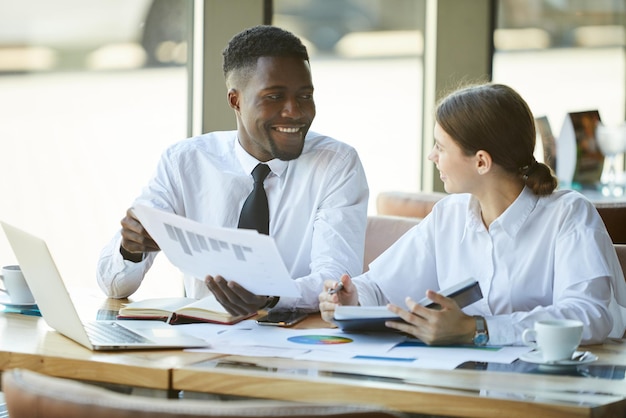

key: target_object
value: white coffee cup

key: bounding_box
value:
[522,319,583,362]
[0,265,35,304]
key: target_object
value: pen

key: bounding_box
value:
[328,281,343,295]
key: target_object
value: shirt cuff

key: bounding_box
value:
[484,316,516,346]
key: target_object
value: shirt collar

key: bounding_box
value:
[463,186,539,238]
[234,138,289,177]
[498,186,539,238]
[462,196,483,241]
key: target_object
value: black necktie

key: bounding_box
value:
[238,163,271,234]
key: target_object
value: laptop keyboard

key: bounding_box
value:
[84,321,153,345]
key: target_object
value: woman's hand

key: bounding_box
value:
[318,274,359,323]
[385,289,475,345]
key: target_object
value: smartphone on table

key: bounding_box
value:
[256,309,308,327]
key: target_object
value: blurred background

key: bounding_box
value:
[0,0,624,295]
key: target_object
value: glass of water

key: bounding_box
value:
[595,122,626,197]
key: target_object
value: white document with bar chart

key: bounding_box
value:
[132,205,301,298]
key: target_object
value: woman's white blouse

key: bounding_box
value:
[354,187,626,345]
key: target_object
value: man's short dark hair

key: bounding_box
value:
[222,25,309,77]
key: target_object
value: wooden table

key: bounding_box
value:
[0,291,218,392]
[172,316,626,418]
[2,295,626,417]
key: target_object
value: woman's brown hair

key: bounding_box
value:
[436,83,557,195]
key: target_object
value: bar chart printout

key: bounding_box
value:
[132,205,301,298]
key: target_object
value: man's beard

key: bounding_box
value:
[268,135,306,161]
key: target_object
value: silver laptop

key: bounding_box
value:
[1,221,208,351]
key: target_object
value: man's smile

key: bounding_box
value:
[273,125,305,134]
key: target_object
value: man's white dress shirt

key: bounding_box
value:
[354,187,626,345]
[97,130,369,310]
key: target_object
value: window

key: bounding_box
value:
[273,0,426,213]
[0,0,190,294]
[493,0,626,185]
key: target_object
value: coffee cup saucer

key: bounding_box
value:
[520,350,598,367]
[0,293,37,309]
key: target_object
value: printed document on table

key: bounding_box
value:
[181,321,406,357]
[180,319,532,370]
[132,205,300,298]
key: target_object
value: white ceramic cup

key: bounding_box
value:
[0,265,35,304]
[522,319,583,362]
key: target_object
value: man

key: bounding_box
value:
[96,25,368,314]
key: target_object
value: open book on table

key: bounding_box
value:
[333,278,483,332]
[117,295,254,325]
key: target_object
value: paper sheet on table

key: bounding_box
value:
[182,320,406,357]
[297,341,533,370]
[132,205,300,298]
[186,343,312,358]
[180,320,532,370]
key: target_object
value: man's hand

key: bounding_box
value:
[205,275,269,316]
[119,208,160,261]
[318,274,358,323]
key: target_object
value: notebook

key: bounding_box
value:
[0,221,209,351]
[332,278,483,332]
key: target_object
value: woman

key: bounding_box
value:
[319,83,626,346]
